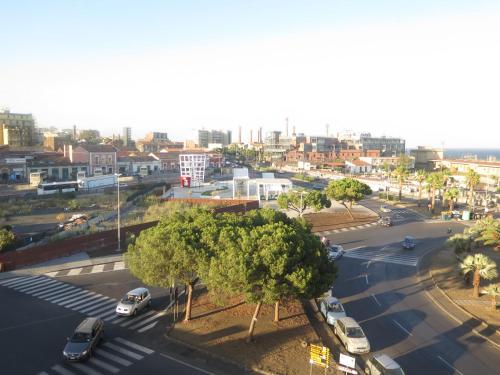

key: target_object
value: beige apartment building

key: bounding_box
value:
[0,109,36,147]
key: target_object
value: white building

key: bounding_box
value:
[345,159,373,174]
[180,154,207,186]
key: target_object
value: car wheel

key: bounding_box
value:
[132,309,137,316]
[148,299,152,307]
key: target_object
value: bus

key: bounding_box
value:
[37,181,79,195]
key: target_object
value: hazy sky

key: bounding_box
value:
[1,1,499,148]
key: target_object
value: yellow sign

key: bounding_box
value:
[309,344,330,368]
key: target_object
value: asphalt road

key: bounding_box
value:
[325,198,500,374]
[0,269,246,375]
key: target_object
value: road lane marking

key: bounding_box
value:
[37,372,50,375]
[119,309,157,327]
[437,356,464,375]
[18,279,60,293]
[33,284,75,298]
[137,321,158,333]
[129,311,167,330]
[103,342,144,360]
[57,291,95,305]
[5,276,45,288]
[82,302,116,316]
[114,261,126,270]
[51,364,76,375]
[114,337,155,354]
[88,357,120,374]
[392,319,413,336]
[44,288,81,301]
[159,352,218,375]
[92,264,105,273]
[371,294,382,306]
[65,293,106,309]
[67,268,83,276]
[77,296,114,312]
[95,348,132,366]
[68,362,102,375]
[365,274,369,285]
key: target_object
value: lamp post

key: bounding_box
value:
[116,173,122,252]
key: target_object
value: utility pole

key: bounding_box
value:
[116,174,121,252]
[326,123,329,137]
[285,117,289,137]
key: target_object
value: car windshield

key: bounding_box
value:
[346,327,365,338]
[327,303,344,313]
[70,332,91,343]
[121,294,138,304]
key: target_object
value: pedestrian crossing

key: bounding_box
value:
[45,262,127,278]
[343,246,419,267]
[36,337,154,375]
[317,221,378,236]
[0,276,163,333]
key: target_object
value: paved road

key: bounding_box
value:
[0,269,246,375]
[325,199,500,374]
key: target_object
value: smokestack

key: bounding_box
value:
[250,129,253,143]
[326,124,330,137]
[238,126,242,144]
[292,126,296,137]
[285,117,289,137]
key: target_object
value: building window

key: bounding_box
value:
[107,155,112,164]
[94,156,99,164]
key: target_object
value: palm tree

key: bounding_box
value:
[476,219,500,250]
[444,187,460,211]
[426,172,445,213]
[459,254,498,298]
[465,169,480,210]
[415,170,427,207]
[393,165,409,201]
[482,284,500,311]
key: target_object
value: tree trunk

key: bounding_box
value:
[247,301,263,343]
[449,199,454,212]
[398,180,402,201]
[469,187,474,209]
[274,301,280,322]
[473,271,480,298]
[343,203,355,220]
[183,280,197,322]
[431,188,436,213]
[418,183,422,207]
[492,295,497,311]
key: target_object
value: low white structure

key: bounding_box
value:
[233,168,250,199]
[345,159,372,174]
[180,154,207,186]
[254,177,293,202]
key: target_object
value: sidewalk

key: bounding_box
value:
[417,249,500,350]
[0,252,124,280]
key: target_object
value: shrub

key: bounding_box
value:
[0,229,16,251]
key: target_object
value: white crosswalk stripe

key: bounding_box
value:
[1,276,166,333]
[344,246,419,266]
[39,337,153,375]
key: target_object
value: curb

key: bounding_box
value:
[163,334,269,374]
[417,247,500,350]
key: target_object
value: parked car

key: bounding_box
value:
[402,236,416,250]
[319,296,347,325]
[365,353,405,375]
[333,317,371,354]
[378,217,393,227]
[328,244,345,261]
[63,317,104,361]
[116,287,152,316]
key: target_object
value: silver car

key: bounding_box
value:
[115,287,151,316]
[319,296,347,325]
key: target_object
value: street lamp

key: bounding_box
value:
[115,173,122,252]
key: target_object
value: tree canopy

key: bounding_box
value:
[325,178,372,219]
[277,189,331,217]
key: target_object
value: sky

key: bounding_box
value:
[1,0,499,149]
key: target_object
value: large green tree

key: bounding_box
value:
[426,172,446,212]
[393,164,409,201]
[325,178,372,219]
[476,218,500,251]
[444,187,460,211]
[459,253,498,298]
[277,189,331,217]
[0,229,15,251]
[482,284,500,311]
[201,209,337,342]
[126,207,216,321]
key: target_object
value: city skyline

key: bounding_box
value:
[1,1,499,148]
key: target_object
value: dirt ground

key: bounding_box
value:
[169,291,320,375]
[430,245,500,330]
[304,210,377,232]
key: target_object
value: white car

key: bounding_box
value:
[380,205,391,213]
[319,296,347,325]
[333,317,371,354]
[365,353,405,375]
[115,287,151,316]
[328,245,345,261]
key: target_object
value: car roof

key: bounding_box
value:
[127,287,149,296]
[337,317,360,328]
[404,236,415,240]
[75,317,100,334]
[372,353,401,369]
[323,296,341,305]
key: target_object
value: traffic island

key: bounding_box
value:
[166,289,323,375]
[428,245,500,345]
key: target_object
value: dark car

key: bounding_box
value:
[63,317,104,361]
[402,236,416,250]
[378,217,393,227]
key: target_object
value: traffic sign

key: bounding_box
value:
[339,353,356,368]
[309,344,330,368]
